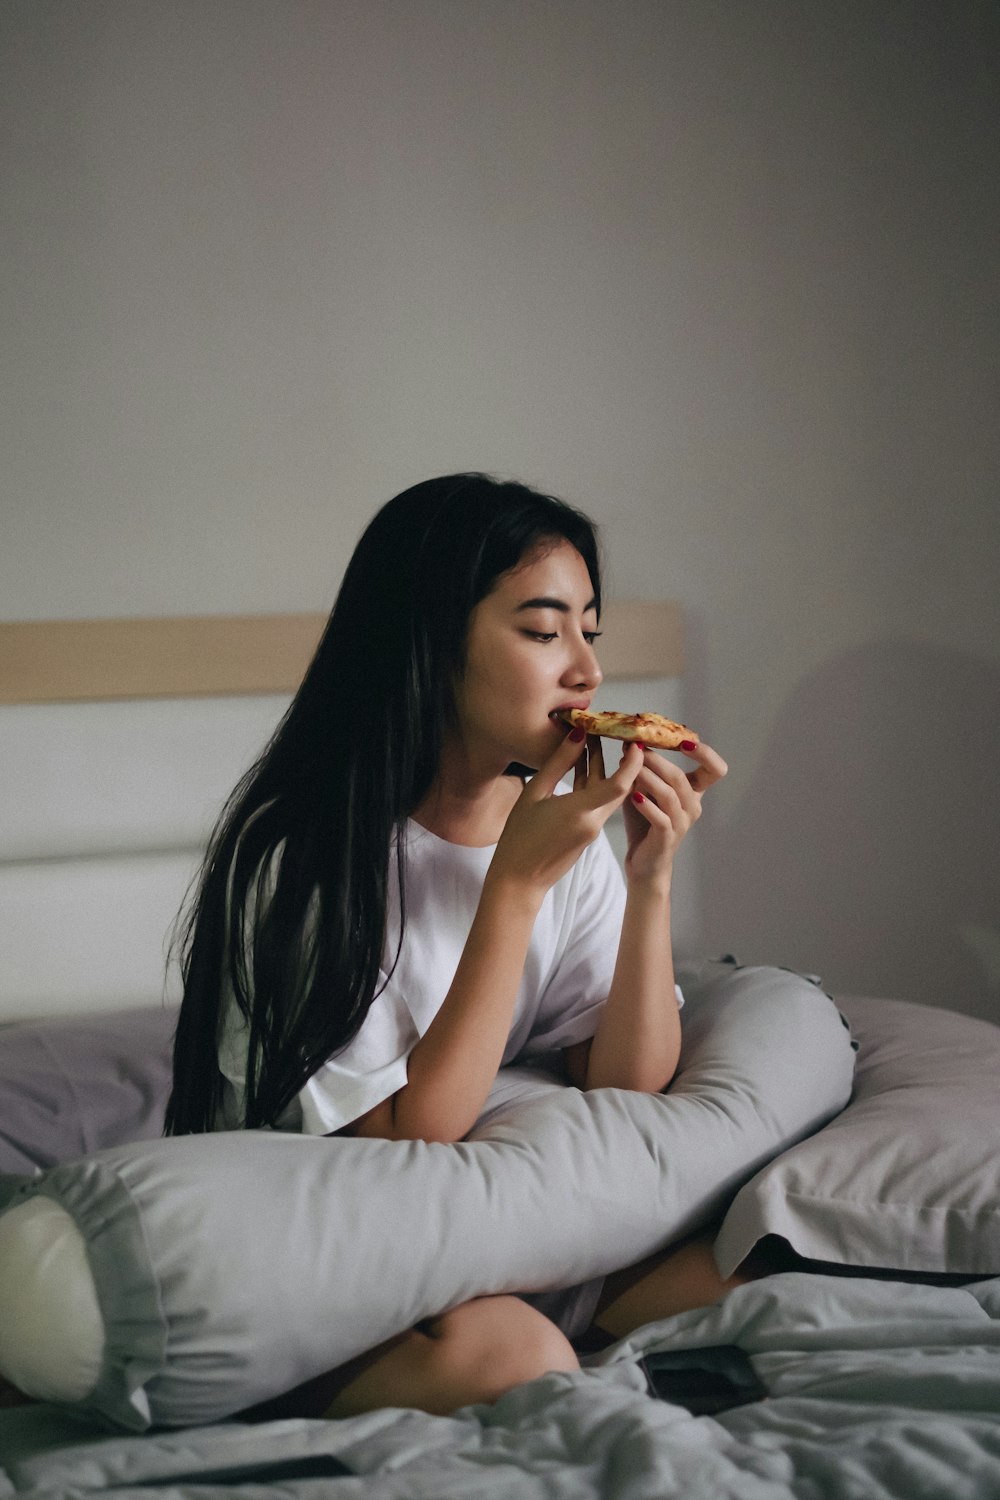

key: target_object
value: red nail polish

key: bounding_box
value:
[680,740,697,752]
[632,791,645,804]
[569,727,586,742]
[634,741,646,751]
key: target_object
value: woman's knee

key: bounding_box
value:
[321,1296,579,1418]
[426,1295,579,1405]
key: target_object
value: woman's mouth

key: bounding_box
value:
[549,703,589,724]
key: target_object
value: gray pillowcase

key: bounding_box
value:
[714,994,1000,1279]
[0,1006,176,1176]
[2,961,854,1430]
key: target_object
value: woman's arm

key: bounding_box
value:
[349,874,542,1142]
[567,738,728,1094]
[350,729,642,1143]
[567,882,680,1093]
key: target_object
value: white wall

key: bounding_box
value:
[2,1,998,1017]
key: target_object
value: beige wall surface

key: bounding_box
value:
[2,1,998,1018]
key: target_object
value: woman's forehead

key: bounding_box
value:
[494,539,595,603]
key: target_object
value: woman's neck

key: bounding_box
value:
[410,772,523,848]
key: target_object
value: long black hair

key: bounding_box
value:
[165,473,602,1134]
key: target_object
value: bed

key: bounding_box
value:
[2,606,999,1499]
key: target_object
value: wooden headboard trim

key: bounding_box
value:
[0,601,682,704]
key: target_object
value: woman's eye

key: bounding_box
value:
[523,629,602,645]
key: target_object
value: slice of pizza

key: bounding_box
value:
[558,708,697,750]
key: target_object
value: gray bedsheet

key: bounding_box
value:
[3,1273,999,1498]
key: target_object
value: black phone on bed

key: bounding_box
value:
[640,1344,767,1416]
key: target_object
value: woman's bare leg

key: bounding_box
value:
[321,1295,579,1418]
[590,1233,767,1342]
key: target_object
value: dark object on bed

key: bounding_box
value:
[641,1344,768,1416]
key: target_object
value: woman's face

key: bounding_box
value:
[453,539,604,776]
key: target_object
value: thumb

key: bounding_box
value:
[526,726,587,799]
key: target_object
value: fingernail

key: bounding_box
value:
[569,727,586,742]
[680,740,697,752]
[632,791,645,804]
[634,741,646,751]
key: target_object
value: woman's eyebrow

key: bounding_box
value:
[514,595,598,614]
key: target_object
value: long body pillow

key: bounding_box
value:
[0,962,855,1430]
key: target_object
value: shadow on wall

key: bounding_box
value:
[699,641,1000,1025]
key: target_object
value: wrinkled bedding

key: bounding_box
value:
[4,1272,999,1498]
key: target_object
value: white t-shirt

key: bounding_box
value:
[217,819,633,1135]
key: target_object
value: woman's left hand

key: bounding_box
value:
[620,738,728,888]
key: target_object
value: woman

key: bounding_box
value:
[166,472,736,1417]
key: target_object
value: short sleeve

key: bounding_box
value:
[217,965,418,1136]
[295,980,418,1135]
[214,819,421,1135]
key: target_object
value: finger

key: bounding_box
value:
[593,740,642,805]
[608,737,645,783]
[628,785,675,828]
[634,770,688,825]
[639,753,702,818]
[573,738,589,791]
[680,740,728,796]
[528,726,588,799]
[588,732,606,781]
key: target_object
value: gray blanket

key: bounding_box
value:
[4,1272,999,1498]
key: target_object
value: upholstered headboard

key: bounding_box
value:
[0,604,687,1022]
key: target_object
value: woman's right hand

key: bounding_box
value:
[487,729,643,900]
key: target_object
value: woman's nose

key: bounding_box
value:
[569,642,602,691]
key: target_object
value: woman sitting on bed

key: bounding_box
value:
[166,472,743,1418]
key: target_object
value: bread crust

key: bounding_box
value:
[558,708,697,749]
